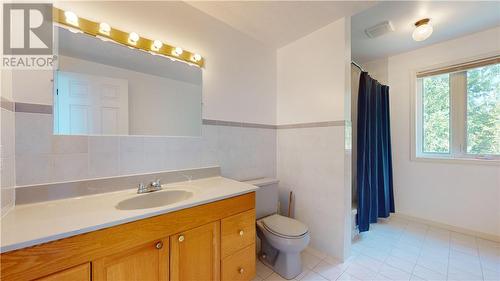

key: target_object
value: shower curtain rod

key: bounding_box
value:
[351,61,365,72]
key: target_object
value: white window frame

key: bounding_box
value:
[410,54,500,165]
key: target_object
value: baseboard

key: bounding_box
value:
[392,213,500,242]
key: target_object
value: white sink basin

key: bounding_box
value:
[116,190,193,210]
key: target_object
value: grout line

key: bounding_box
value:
[404,219,421,278]
[308,251,350,281]
[117,137,121,176]
[475,237,485,281]
[446,229,451,281]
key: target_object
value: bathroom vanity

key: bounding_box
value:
[0,177,257,281]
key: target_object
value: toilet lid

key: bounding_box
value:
[261,214,308,238]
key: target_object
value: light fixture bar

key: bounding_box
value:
[53,7,204,67]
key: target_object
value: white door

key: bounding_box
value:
[55,71,129,135]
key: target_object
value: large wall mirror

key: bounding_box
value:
[53,26,202,137]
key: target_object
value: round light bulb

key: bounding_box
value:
[173,47,183,56]
[151,40,163,51]
[192,53,202,62]
[99,22,111,35]
[412,18,433,42]
[64,11,79,26]
[128,32,139,45]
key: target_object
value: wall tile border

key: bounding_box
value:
[202,119,276,129]
[11,102,346,130]
[276,120,345,129]
[15,166,221,205]
[15,102,52,114]
[203,119,345,129]
[0,97,14,112]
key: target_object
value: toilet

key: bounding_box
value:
[244,178,310,280]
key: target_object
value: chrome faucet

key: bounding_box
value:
[151,179,161,188]
[137,179,162,194]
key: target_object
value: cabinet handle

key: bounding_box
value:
[238,267,244,274]
[155,241,163,249]
[239,230,244,236]
[178,235,185,242]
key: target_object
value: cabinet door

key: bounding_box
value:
[170,221,220,281]
[37,263,90,281]
[93,238,169,281]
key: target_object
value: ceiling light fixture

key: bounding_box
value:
[412,18,433,42]
[53,7,204,67]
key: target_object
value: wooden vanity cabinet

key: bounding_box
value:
[170,221,220,281]
[220,210,256,281]
[92,238,169,281]
[221,245,256,281]
[0,193,256,281]
[221,209,256,258]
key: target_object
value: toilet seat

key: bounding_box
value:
[261,214,308,239]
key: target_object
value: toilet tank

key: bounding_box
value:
[243,178,280,219]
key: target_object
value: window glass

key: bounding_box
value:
[466,64,500,155]
[422,74,450,153]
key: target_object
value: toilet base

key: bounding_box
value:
[258,238,303,280]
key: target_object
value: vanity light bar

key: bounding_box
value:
[53,7,204,67]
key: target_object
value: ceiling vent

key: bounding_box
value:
[365,21,395,38]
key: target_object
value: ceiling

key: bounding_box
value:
[352,1,500,63]
[186,1,376,48]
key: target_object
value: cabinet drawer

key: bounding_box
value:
[221,209,255,258]
[222,244,256,281]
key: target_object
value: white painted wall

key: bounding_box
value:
[55,1,277,125]
[59,56,202,136]
[277,18,352,259]
[388,26,500,237]
[360,58,388,85]
[277,19,349,124]
[10,70,53,105]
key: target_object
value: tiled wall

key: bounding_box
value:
[276,17,352,260]
[1,100,16,216]
[15,111,276,187]
[277,125,350,259]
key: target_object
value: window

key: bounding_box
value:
[422,73,450,153]
[466,64,499,155]
[416,58,499,161]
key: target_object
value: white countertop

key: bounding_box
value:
[0,176,258,253]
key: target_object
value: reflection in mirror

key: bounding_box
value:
[54,27,202,137]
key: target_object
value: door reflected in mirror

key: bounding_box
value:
[54,27,202,137]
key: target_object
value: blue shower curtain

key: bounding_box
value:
[357,72,394,232]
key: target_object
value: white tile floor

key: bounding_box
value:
[254,217,500,281]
